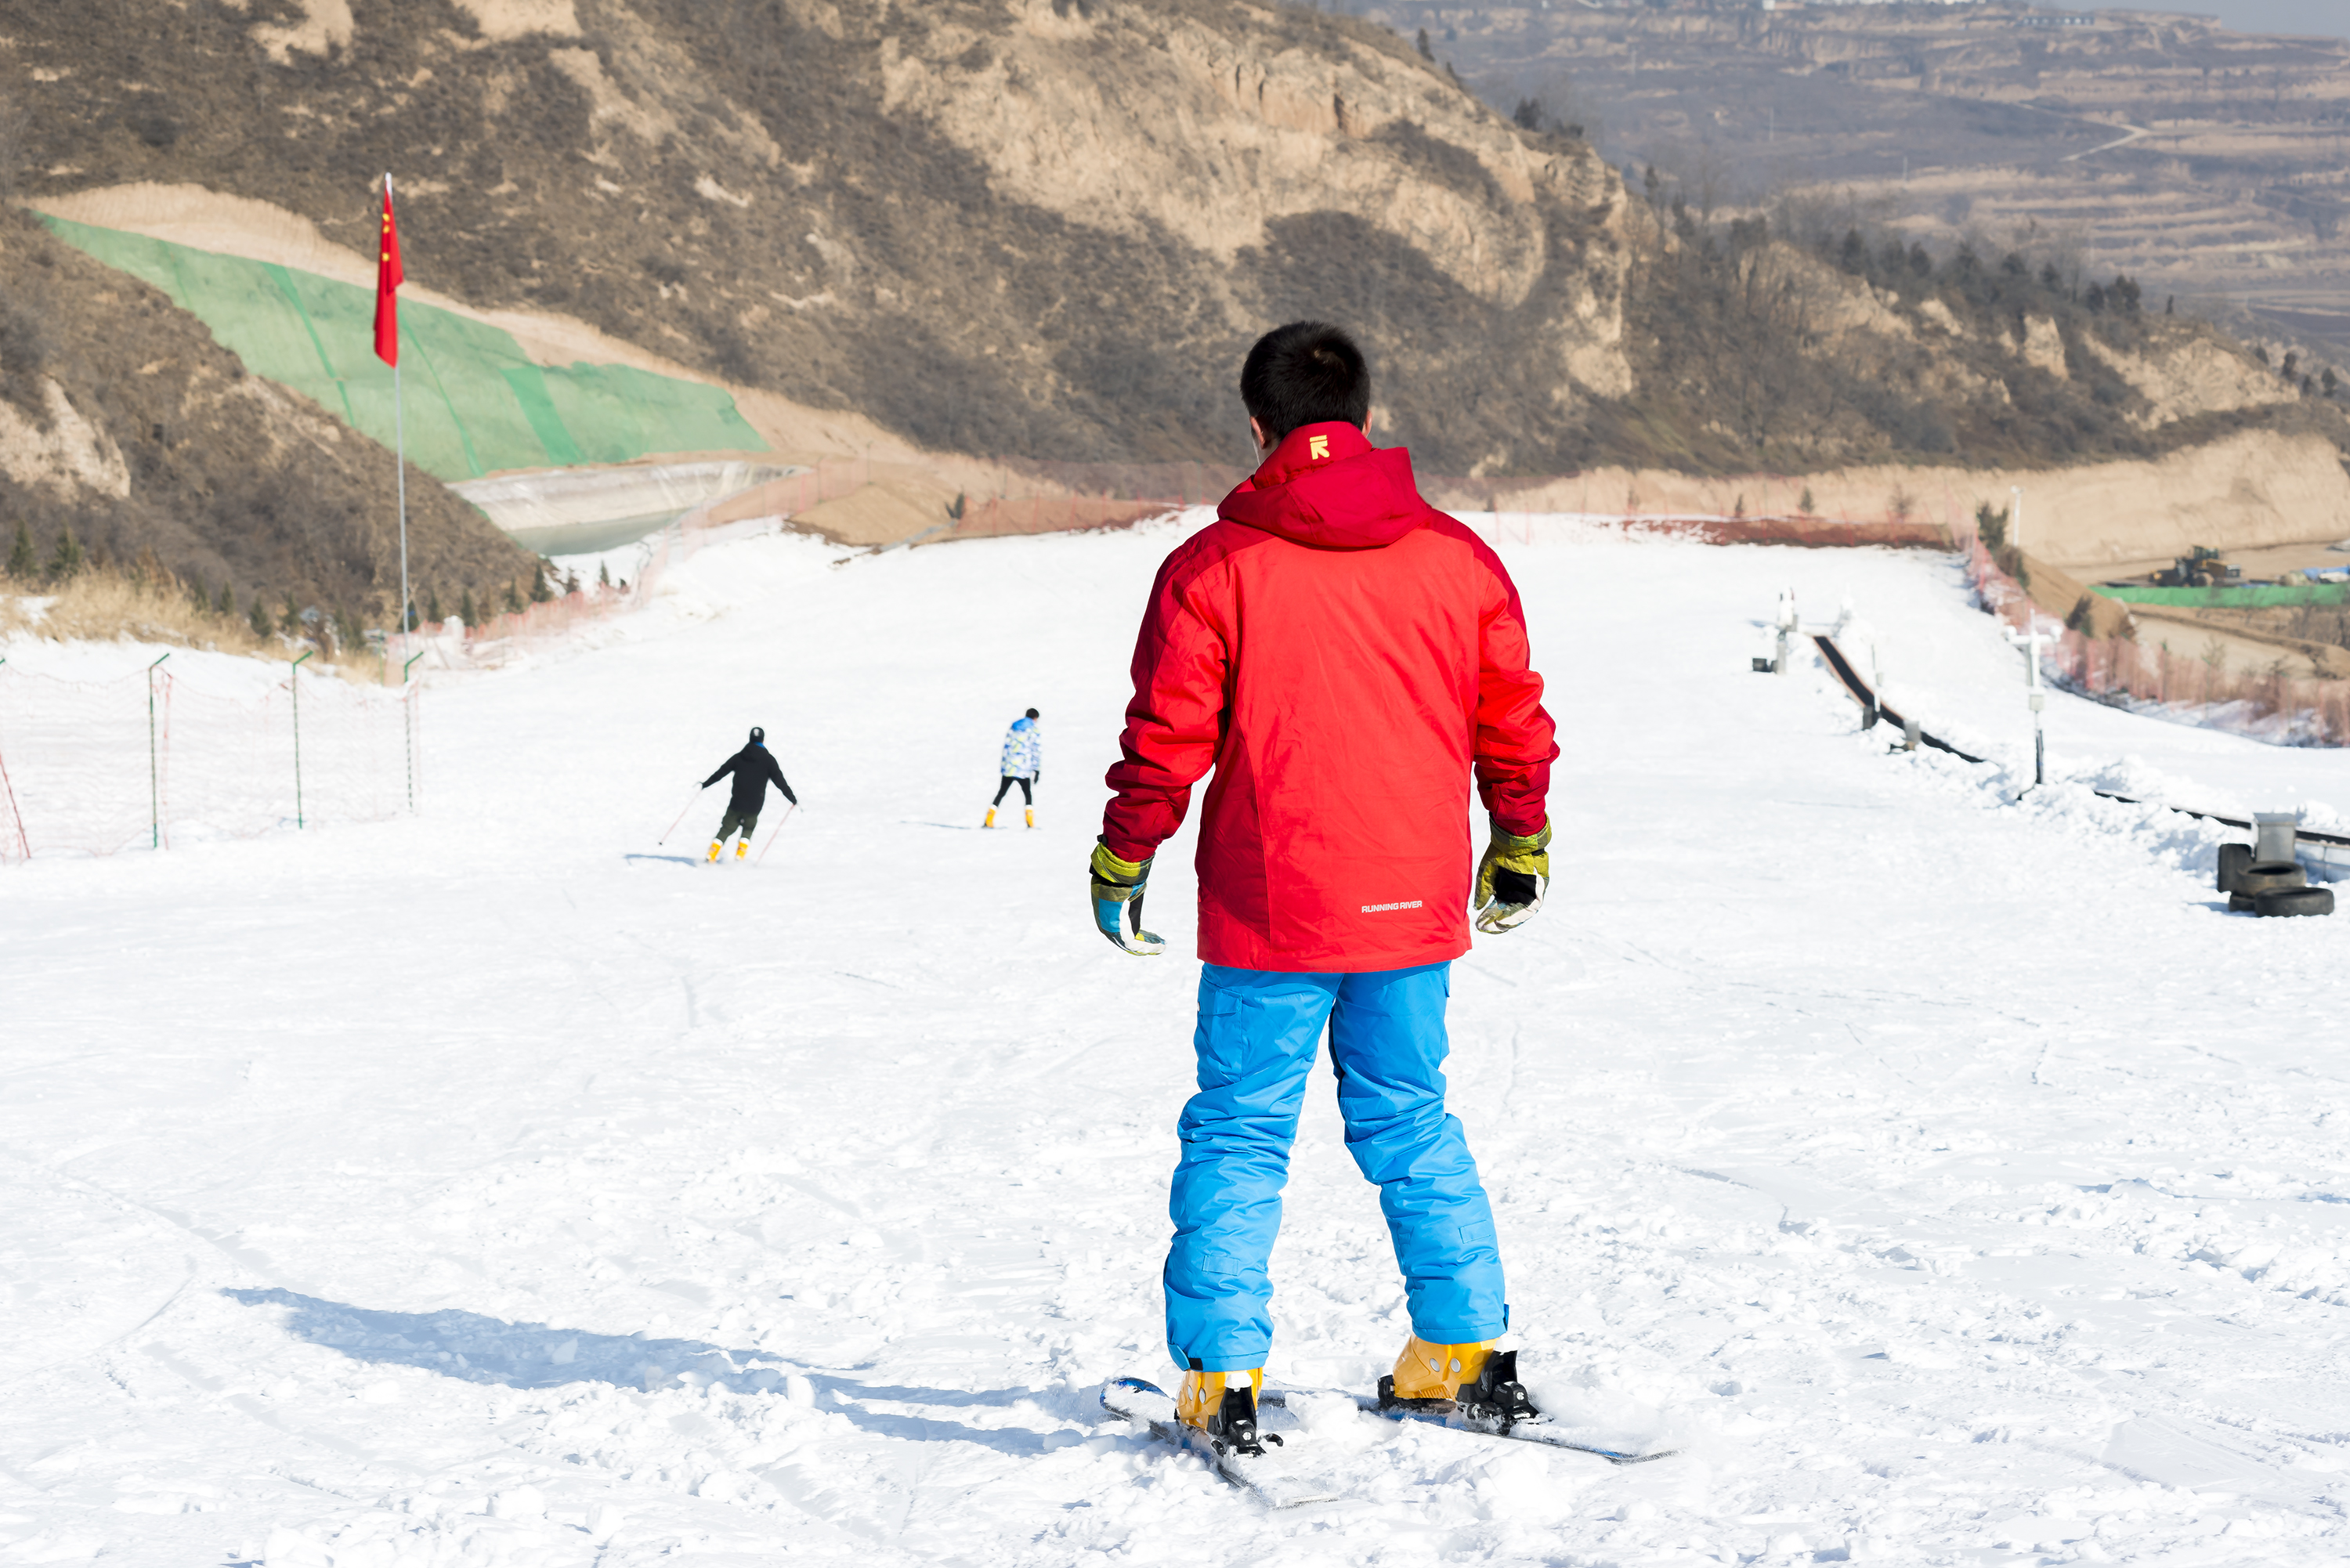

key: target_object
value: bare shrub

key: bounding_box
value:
[2,566,385,681]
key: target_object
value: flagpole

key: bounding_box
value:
[389,172,410,674]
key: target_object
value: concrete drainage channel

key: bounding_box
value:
[1807,634,2341,919]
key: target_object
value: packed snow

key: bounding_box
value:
[4,515,2347,1567]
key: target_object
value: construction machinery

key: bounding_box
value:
[2154,546,2240,588]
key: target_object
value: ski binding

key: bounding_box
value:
[1098,1377,1345,1507]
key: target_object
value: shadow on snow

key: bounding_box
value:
[222,1287,1068,1454]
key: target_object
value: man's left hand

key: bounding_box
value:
[1473,818,1550,934]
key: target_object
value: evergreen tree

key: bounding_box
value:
[48,526,85,581]
[1976,501,2010,553]
[248,596,273,640]
[5,519,33,580]
[215,583,233,616]
[562,567,581,596]
[1415,26,1433,59]
[461,587,479,627]
[427,589,443,624]
[280,594,300,636]
[529,558,554,603]
[504,580,523,615]
[598,560,611,588]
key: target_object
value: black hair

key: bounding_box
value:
[1025,707,1039,719]
[1238,322,1370,443]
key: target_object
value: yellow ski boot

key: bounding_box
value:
[1025,807,1036,829]
[983,807,997,829]
[707,840,723,862]
[736,837,748,860]
[1176,1368,1267,1456]
[1382,1337,1538,1428]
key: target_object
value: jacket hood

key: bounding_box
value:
[1218,423,1430,550]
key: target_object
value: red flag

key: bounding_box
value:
[374,176,403,367]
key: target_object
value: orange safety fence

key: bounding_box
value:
[396,461,1973,663]
[0,662,420,862]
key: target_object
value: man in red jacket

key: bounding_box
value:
[1089,322,1560,1455]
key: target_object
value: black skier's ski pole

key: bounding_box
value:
[658,785,706,844]
[754,802,799,865]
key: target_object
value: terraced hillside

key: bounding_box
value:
[1399,1,2350,362]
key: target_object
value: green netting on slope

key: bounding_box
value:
[2095,583,2350,608]
[39,215,767,482]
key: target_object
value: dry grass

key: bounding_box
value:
[0,567,390,682]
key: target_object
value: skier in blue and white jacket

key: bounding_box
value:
[985,708,1042,829]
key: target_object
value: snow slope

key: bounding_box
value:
[4,517,2348,1567]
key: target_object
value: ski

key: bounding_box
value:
[1098,1378,1347,1507]
[1262,1353,1676,1466]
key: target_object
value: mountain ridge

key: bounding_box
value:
[3,0,2348,627]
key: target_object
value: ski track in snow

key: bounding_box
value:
[4,515,2347,1566]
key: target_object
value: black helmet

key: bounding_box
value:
[749,726,765,744]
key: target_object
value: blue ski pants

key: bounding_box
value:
[1164,962,1506,1373]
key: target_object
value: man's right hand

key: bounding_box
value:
[1090,840,1165,956]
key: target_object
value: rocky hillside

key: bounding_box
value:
[0,200,535,628]
[3,0,2342,500]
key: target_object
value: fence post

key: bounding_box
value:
[0,655,24,863]
[147,652,171,849]
[291,649,313,829]
[403,650,425,812]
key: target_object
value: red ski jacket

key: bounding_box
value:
[1101,421,1557,972]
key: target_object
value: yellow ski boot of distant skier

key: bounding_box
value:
[736,837,748,860]
[1025,807,1036,829]
[707,840,723,862]
[983,807,997,829]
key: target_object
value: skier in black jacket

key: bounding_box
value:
[702,726,797,863]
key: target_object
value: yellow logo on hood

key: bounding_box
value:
[1307,434,1329,460]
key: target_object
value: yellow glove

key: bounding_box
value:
[1090,840,1166,956]
[1473,818,1550,934]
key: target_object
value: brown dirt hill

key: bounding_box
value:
[8,0,2335,482]
[0,202,534,628]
